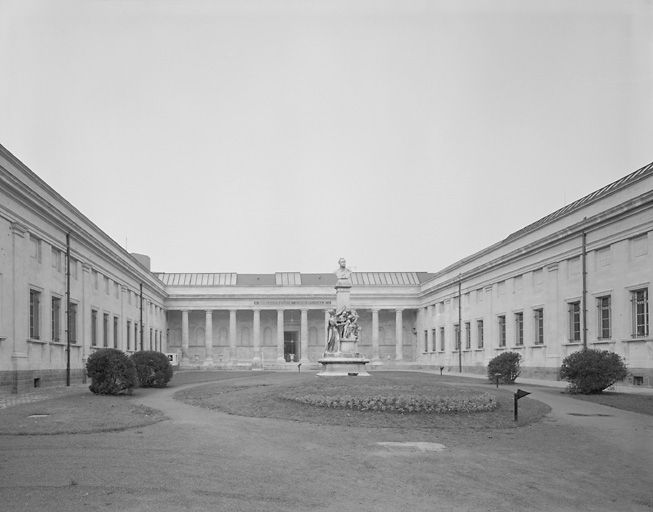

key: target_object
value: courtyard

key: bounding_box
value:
[0,371,651,511]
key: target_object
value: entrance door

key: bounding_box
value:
[284,331,299,362]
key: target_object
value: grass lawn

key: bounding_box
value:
[174,371,551,429]
[0,391,166,435]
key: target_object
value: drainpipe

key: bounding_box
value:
[140,283,144,351]
[66,232,71,386]
[458,274,462,373]
[582,228,588,350]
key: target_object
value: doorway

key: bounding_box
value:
[284,331,299,362]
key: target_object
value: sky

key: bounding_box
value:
[1,0,652,274]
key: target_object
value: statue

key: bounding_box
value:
[325,310,340,353]
[335,257,352,286]
[318,258,370,375]
[324,306,360,354]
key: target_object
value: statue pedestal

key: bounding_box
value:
[317,337,370,377]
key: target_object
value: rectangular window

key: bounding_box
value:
[568,301,581,342]
[70,258,78,280]
[465,322,471,349]
[69,303,78,343]
[423,330,428,352]
[567,257,581,278]
[51,247,62,272]
[431,328,436,352]
[127,320,132,351]
[595,246,611,269]
[105,277,110,295]
[477,320,484,348]
[134,322,139,351]
[103,313,109,348]
[51,296,61,342]
[93,271,99,290]
[454,324,460,350]
[113,316,119,348]
[149,328,153,350]
[91,310,98,346]
[631,234,648,258]
[29,289,41,339]
[533,269,543,290]
[632,289,649,337]
[498,315,506,347]
[30,235,42,262]
[514,312,524,346]
[439,327,445,351]
[513,275,523,294]
[597,296,611,339]
[534,308,544,345]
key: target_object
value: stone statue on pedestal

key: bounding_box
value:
[317,258,370,376]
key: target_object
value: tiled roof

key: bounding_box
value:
[154,271,428,287]
[155,273,237,286]
[504,161,653,243]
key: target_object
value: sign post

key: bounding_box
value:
[514,389,531,421]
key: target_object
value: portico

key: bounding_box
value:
[166,303,415,368]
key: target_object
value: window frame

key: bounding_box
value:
[51,296,62,342]
[29,289,41,340]
[497,315,506,347]
[568,301,581,342]
[533,308,544,345]
[631,288,649,338]
[514,311,524,346]
[597,295,611,340]
[477,319,484,349]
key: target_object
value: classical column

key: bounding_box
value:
[10,223,29,392]
[81,263,91,361]
[203,310,214,367]
[276,309,285,362]
[426,305,434,352]
[252,308,261,368]
[181,310,190,365]
[300,308,309,362]
[395,308,403,361]
[371,308,380,361]
[228,309,237,367]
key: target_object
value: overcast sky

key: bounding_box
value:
[1,0,651,274]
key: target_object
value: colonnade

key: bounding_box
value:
[171,307,409,367]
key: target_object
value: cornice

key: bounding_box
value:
[419,190,653,298]
[0,147,167,295]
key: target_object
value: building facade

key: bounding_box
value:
[1,142,651,392]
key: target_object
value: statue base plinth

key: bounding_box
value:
[316,352,370,377]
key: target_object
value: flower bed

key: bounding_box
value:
[281,391,497,414]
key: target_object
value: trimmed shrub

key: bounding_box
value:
[131,351,173,388]
[559,349,627,394]
[86,348,137,395]
[487,352,521,384]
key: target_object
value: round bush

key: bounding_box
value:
[131,351,173,388]
[487,352,521,384]
[559,349,627,394]
[86,348,137,395]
